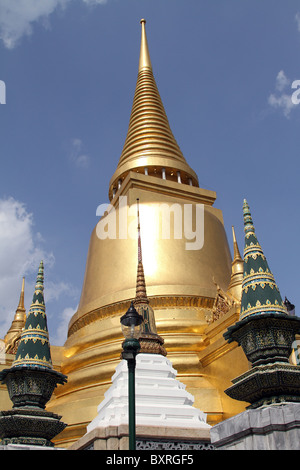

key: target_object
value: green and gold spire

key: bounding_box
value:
[224,201,300,408]
[13,261,52,369]
[240,200,287,320]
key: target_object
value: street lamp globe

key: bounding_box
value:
[120,301,143,340]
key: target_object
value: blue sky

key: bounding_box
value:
[0,0,299,345]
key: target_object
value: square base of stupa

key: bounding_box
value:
[69,423,212,450]
[70,353,212,450]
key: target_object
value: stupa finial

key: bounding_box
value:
[17,276,25,310]
[4,277,26,353]
[133,198,166,355]
[135,198,149,305]
[243,198,255,236]
[139,19,152,71]
[227,225,243,301]
[232,225,242,262]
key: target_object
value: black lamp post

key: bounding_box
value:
[120,302,143,451]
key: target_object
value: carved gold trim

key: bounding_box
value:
[68,295,214,337]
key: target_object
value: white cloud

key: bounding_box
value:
[0,0,106,49]
[0,0,67,49]
[275,70,290,92]
[0,197,78,344]
[44,281,79,345]
[70,138,91,168]
[51,305,77,345]
[268,70,297,118]
[82,0,107,4]
[46,280,77,303]
[0,197,54,277]
[0,197,54,336]
[268,93,295,118]
[74,154,90,168]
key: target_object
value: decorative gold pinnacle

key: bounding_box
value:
[227,226,243,302]
[133,198,166,355]
[139,19,152,71]
[5,277,26,353]
[17,277,25,311]
[135,198,149,305]
[232,226,242,262]
[109,19,198,199]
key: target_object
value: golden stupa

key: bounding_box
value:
[2,20,250,447]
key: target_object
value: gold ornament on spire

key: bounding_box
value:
[133,199,166,355]
[232,226,242,262]
[135,198,149,305]
[227,226,244,301]
[109,19,198,199]
[5,277,26,354]
[139,19,152,71]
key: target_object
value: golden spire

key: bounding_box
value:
[135,198,149,305]
[139,19,152,71]
[133,199,166,355]
[227,226,243,301]
[17,276,25,311]
[109,19,198,199]
[232,225,243,263]
[5,277,26,353]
